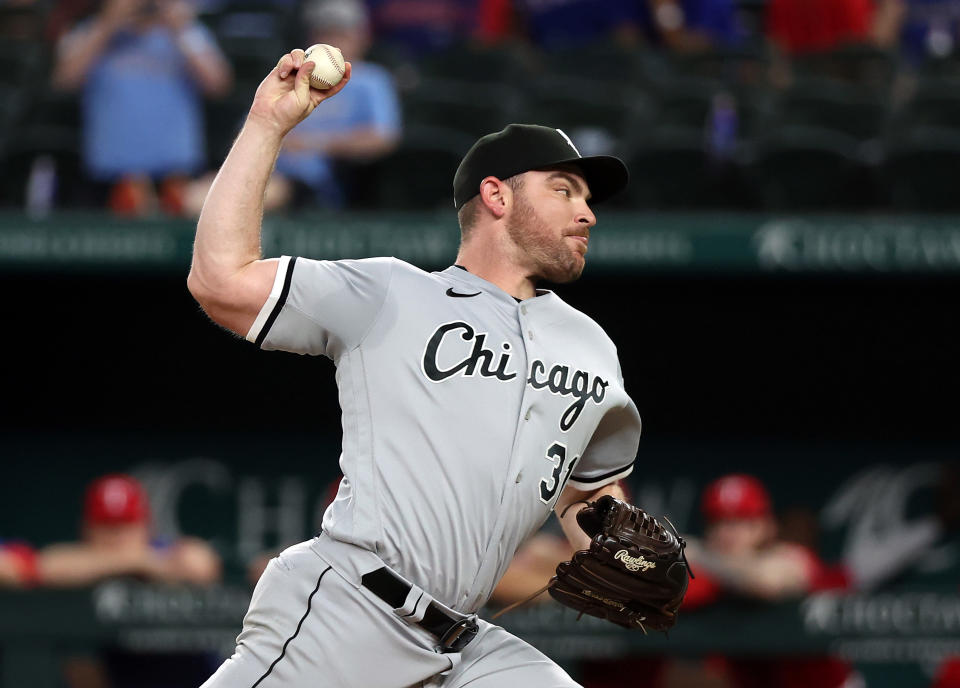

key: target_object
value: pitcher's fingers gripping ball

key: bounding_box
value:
[549,496,691,632]
[304,44,345,90]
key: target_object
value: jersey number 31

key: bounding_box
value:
[539,442,579,505]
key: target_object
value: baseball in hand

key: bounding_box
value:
[304,44,345,90]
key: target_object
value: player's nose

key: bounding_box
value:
[575,200,596,229]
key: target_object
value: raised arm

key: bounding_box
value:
[186,50,351,336]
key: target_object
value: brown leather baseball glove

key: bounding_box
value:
[548,495,691,632]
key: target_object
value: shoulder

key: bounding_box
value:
[297,256,437,290]
[546,293,619,352]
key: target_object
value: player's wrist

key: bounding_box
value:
[244,112,291,143]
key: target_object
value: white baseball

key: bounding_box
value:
[304,44,345,90]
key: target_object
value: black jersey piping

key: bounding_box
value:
[570,461,634,485]
[255,257,297,348]
[249,564,331,688]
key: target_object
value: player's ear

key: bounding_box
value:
[479,176,507,219]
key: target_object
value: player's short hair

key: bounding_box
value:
[457,175,525,240]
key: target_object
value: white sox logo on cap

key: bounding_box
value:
[555,129,580,157]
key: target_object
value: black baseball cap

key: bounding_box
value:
[453,124,629,209]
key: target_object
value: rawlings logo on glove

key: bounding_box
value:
[547,495,691,632]
[615,549,656,572]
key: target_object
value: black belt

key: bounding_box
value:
[360,567,479,653]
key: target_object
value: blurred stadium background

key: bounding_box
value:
[1,0,959,686]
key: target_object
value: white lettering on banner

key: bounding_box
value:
[802,592,960,636]
[133,459,331,560]
[237,477,307,562]
[755,220,960,271]
[820,463,956,587]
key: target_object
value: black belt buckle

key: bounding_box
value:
[438,615,479,653]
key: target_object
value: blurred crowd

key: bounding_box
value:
[489,471,960,688]
[1,467,958,686]
[4,0,960,214]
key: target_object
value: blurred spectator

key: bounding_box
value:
[683,474,860,688]
[935,657,960,688]
[508,0,642,50]
[639,0,741,51]
[479,0,737,51]
[899,0,960,62]
[367,0,480,55]
[766,0,904,56]
[36,473,221,586]
[52,0,232,216]
[187,0,400,214]
[277,0,399,208]
[0,541,40,588]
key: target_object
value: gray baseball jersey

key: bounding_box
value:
[246,257,641,612]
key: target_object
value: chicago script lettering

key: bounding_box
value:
[528,359,608,431]
[422,321,517,382]
[422,321,608,431]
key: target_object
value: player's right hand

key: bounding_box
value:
[247,49,352,137]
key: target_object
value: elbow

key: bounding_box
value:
[187,267,219,314]
[186,268,206,303]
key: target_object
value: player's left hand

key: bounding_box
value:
[248,49,352,136]
[548,496,691,631]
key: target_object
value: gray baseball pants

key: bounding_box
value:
[199,539,580,688]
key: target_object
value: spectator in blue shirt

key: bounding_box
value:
[53,0,232,215]
[512,0,643,50]
[367,0,479,56]
[270,0,401,209]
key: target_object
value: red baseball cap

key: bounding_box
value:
[701,474,772,522]
[83,474,150,526]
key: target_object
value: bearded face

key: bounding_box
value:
[505,170,593,284]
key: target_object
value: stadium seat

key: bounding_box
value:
[520,77,646,147]
[0,39,46,88]
[538,42,649,86]
[0,89,85,208]
[0,4,45,41]
[791,44,899,92]
[883,126,960,210]
[890,78,960,133]
[623,125,714,208]
[648,77,725,131]
[366,126,474,209]
[766,77,887,142]
[401,79,523,138]
[205,93,252,168]
[668,44,772,90]
[217,36,288,85]
[416,42,536,85]
[746,125,863,209]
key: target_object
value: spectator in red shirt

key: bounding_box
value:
[37,473,221,587]
[684,474,860,688]
[766,0,904,55]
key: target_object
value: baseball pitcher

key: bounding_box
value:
[189,49,688,688]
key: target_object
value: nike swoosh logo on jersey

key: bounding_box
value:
[445,288,481,298]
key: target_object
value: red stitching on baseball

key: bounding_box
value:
[320,45,345,76]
